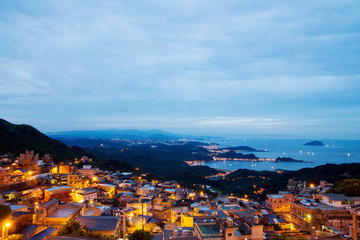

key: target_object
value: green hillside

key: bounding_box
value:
[0,118,88,162]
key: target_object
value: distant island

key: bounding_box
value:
[304,140,324,146]
[218,150,259,159]
[276,157,313,163]
[220,146,267,152]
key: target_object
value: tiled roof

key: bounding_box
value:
[29,227,57,240]
[76,216,119,231]
[42,198,58,208]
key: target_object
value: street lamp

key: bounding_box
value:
[2,222,11,237]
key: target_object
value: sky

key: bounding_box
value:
[0,0,360,138]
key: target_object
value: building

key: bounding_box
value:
[265,193,292,213]
[44,186,72,203]
[152,205,172,222]
[75,216,120,237]
[290,199,353,232]
[73,188,98,203]
[194,217,263,240]
[317,193,360,208]
[67,174,82,189]
[17,150,38,169]
[0,168,11,185]
[36,199,82,226]
[77,165,95,178]
[98,183,116,198]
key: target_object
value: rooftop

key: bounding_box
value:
[76,216,119,231]
[47,206,79,218]
[45,186,72,192]
[268,194,285,199]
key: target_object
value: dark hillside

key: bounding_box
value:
[0,119,88,162]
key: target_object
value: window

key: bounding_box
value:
[228,233,232,236]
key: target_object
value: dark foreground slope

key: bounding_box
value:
[0,119,88,162]
[216,163,360,199]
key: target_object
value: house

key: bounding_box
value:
[0,168,11,185]
[77,165,95,178]
[152,205,172,222]
[265,193,293,213]
[44,186,72,203]
[67,174,83,189]
[290,197,353,232]
[317,193,360,208]
[73,188,98,203]
[16,150,38,169]
[75,216,120,237]
[36,199,82,226]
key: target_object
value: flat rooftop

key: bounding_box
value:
[47,207,79,218]
[198,224,221,236]
[292,201,346,211]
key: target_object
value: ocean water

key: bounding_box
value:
[203,139,360,171]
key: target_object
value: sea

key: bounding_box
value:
[203,139,360,171]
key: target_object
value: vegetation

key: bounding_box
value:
[0,118,88,162]
[0,205,12,223]
[218,150,258,159]
[271,234,307,240]
[128,230,153,240]
[2,234,25,240]
[327,179,360,196]
[57,220,117,239]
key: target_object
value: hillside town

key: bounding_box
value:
[0,150,360,240]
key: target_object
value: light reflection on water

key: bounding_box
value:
[203,139,360,171]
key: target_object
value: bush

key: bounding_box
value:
[128,230,153,240]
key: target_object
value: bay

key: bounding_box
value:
[203,139,360,171]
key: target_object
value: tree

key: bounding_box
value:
[3,234,25,240]
[128,230,153,240]
[57,220,85,236]
[0,205,12,223]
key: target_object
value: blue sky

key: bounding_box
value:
[0,0,360,138]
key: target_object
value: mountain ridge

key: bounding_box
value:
[0,118,88,162]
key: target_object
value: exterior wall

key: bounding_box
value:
[58,165,72,174]
[266,195,290,213]
[0,168,11,185]
[320,196,343,208]
[67,174,82,189]
[181,214,194,227]
[77,169,95,178]
[194,222,224,240]
[251,225,264,240]
[290,202,352,232]
[44,187,72,203]
[153,207,172,222]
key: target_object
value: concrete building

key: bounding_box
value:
[317,193,360,208]
[44,186,72,203]
[290,199,352,232]
[0,168,11,185]
[266,193,293,213]
[67,174,82,189]
[74,188,98,203]
[76,216,120,237]
[36,199,82,226]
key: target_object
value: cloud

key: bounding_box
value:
[0,0,359,137]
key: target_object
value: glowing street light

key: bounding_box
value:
[2,222,11,237]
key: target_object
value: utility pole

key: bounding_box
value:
[348,207,360,240]
[120,210,126,240]
[142,202,145,240]
[123,211,126,240]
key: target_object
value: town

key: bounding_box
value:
[0,150,359,240]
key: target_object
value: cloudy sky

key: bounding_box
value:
[1,0,360,138]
